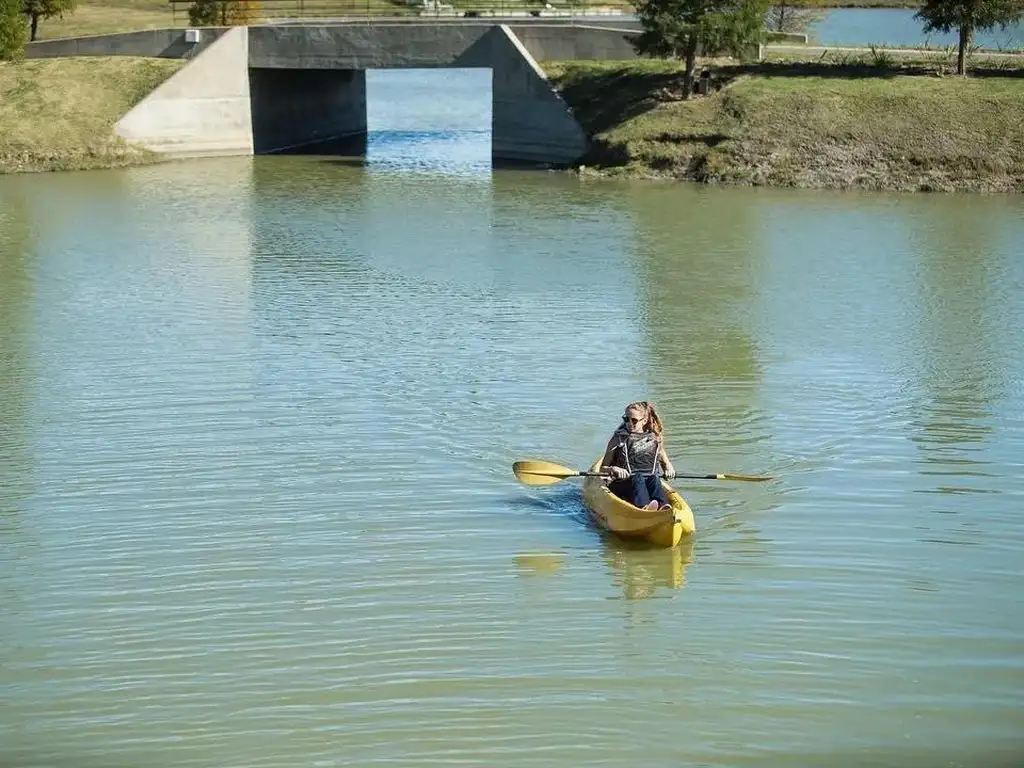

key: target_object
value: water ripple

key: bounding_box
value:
[1,154,1023,768]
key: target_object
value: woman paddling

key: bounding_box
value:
[601,400,677,510]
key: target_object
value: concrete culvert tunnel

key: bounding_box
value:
[248,68,368,156]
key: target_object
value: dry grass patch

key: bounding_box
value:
[0,56,184,173]
[546,60,1024,192]
[35,0,176,39]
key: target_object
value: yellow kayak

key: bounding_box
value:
[581,458,696,548]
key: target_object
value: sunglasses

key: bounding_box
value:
[623,416,644,425]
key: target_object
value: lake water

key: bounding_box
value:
[808,8,1024,49]
[2,69,1024,768]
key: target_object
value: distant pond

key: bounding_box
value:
[808,8,1024,50]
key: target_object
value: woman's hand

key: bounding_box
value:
[605,466,629,480]
[663,466,676,480]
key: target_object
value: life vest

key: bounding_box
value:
[613,430,661,475]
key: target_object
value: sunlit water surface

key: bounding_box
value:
[1,69,1023,768]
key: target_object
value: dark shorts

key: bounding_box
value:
[609,473,668,508]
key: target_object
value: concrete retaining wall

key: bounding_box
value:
[249,68,367,153]
[247,22,641,66]
[26,27,229,59]
[114,27,253,157]
[509,24,638,61]
[248,23,490,68]
[26,21,765,63]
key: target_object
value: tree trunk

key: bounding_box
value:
[30,11,39,41]
[957,21,971,76]
[682,39,698,100]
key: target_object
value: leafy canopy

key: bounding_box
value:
[22,0,76,21]
[0,0,27,60]
[187,0,259,26]
[916,0,1023,35]
[632,0,768,60]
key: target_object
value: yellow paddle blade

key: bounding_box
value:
[512,460,581,486]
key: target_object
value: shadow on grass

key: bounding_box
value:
[654,131,729,146]
[737,60,907,80]
[717,59,1024,86]
[964,65,1024,79]
[552,66,688,135]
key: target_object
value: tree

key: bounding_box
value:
[916,0,1024,75]
[765,0,822,34]
[631,0,768,99]
[22,0,75,42]
[187,0,259,26]
[0,0,27,60]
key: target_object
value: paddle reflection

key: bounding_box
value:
[602,536,695,600]
[512,551,566,578]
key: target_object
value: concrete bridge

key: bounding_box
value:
[27,21,644,165]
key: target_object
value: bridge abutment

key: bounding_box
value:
[456,26,586,165]
[114,26,253,158]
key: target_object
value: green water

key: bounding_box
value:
[1,157,1022,768]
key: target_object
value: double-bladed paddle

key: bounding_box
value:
[512,460,772,487]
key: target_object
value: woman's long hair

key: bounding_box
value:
[623,400,664,439]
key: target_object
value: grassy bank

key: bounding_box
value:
[546,59,1024,193]
[0,57,184,174]
[35,0,175,40]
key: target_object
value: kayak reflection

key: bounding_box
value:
[602,535,696,600]
[510,536,695,600]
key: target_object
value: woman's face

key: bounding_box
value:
[623,408,646,434]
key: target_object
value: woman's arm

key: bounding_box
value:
[601,435,628,479]
[658,441,675,478]
[600,435,619,471]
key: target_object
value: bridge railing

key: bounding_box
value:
[168,0,636,25]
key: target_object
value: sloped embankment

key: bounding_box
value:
[0,56,184,174]
[546,60,1024,193]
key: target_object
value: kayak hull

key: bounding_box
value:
[581,458,696,548]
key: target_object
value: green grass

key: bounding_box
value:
[35,0,176,40]
[545,59,1024,192]
[0,56,185,173]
